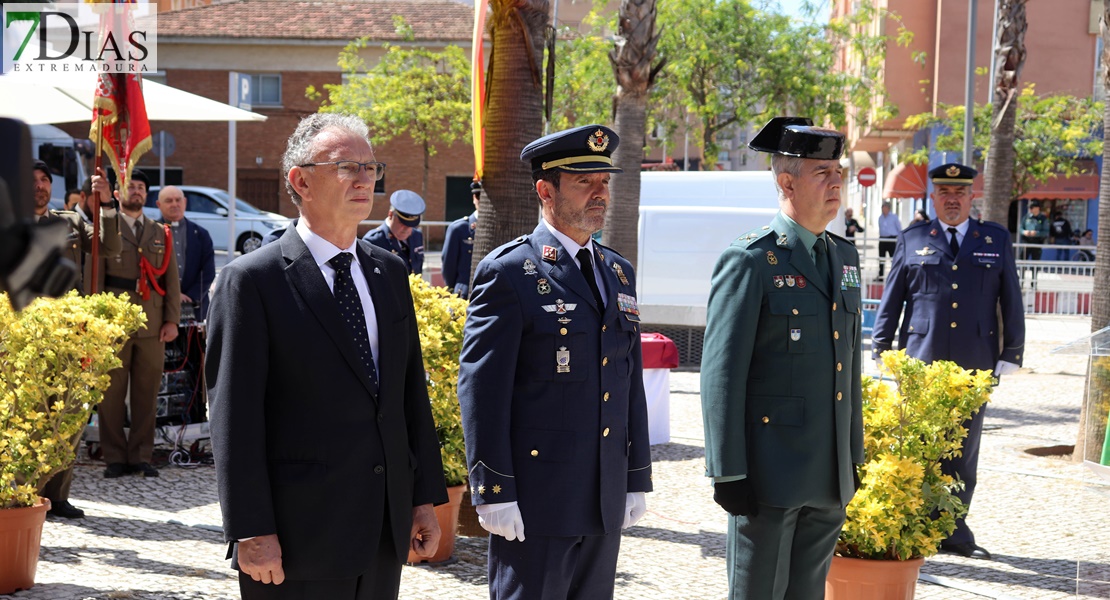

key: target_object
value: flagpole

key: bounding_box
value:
[91,118,104,295]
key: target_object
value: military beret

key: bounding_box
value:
[33,160,52,182]
[390,189,426,226]
[128,169,149,188]
[928,162,977,186]
[521,124,623,175]
[748,117,845,160]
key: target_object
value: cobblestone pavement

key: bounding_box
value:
[6,316,1108,599]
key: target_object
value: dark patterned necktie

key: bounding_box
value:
[328,252,378,396]
[813,237,830,288]
[948,227,960,255]
[576,248,605,310]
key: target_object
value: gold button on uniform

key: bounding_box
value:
[530,449,539,457]
[836,362,843,372]
[761,416,770,424]
[792,308,799,315]
[952,283,958,290]
[834,331,840,340]
[952,264,958,271]
[603,392,610,401]
[603,427,610,437]
[602,356,609,366]
[602,325,607,332]
[836,391,843,401]
[832,302,837,311]
[951,322,957,328]
[560,328,567,335]
[952,302,958,309]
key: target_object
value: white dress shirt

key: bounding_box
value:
[542,219,607,307]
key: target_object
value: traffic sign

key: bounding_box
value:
[858,167,877,187]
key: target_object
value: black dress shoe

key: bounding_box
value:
[48,499,85,519]
[941,541,992,559]
[104,463,127,478]
[135,462,159,477]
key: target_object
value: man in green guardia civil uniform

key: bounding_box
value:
[701,117,864,599]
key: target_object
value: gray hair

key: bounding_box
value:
[282,113,371,206]
[770,154,806,201]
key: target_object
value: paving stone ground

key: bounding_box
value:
[5,315,1108,599]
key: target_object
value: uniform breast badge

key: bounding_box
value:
[785,275,796,287]
[766,251,778,265]
[613,263,630,285]
[985,236,993,245]
[915,247,936,256]
[556,346,571,373]
[790,328,801,341]
[523,259,538,276]
[773,275,785,288]
[796,275,806,289]
[537,278,552,295]
[542,245,558,263]
[542,299,577,314]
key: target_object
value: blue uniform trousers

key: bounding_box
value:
[943,404,987,545]
[727,504,845,600]
[489,530,622,600]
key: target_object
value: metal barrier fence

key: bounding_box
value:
[853,236,1097,316]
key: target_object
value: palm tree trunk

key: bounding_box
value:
[604,0,664,269]
[981,0,1026,225]
[471,0,549,279]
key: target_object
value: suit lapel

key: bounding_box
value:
[356,241,394,394]
[531,224,600,314]
[927,220,952,259]
[596,246,620,319]
[281,228,379,400]
[776,216,830,299]
[827,235,845,295]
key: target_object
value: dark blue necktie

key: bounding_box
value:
[948,227,960,256]
[329,252,378,395]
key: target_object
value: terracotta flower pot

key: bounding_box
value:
[825,554,925,600]
[0,497,51,594]
[457,488,486,538]
[408,484,466,565]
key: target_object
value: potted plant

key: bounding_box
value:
[0,292,143,593]
[406,275,468,563]
[827,350,994,599]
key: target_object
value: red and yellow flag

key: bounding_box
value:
[88,0,151,191]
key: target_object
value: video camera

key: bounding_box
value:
[0,117,79,309]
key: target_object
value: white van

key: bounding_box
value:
[30,124,90,206]
[636,170,781,329]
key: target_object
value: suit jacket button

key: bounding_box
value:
[952,302,958,309]
[836,362,843,372]
[836,391,843,401]
[952,264,958,271]
[560,328,568,335]
[951,322,957,328]
[602,325,607,332]
[530,449,539,457]
[761,416,770,424]
[603,427,610,437]
[952,283,959,290]
[374,465,384,474]
[832,302,837,311]
[834,331,839,340]
[603,392,610,401]
[792,308,799,315]
[602,356,609,366]
[377,413,384,423]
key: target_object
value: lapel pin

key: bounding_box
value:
[542,245,558,263]
[766,251,778,265]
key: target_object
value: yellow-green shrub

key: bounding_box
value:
[838,350,994,560]
[0,292,143,508]
[408,275,468,487]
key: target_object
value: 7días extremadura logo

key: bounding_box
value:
[2,3,158,74]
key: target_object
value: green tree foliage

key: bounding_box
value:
[309,16,471,198]
[549,11,615,131]
[902,89,1103,219]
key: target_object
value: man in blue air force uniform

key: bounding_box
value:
[457,124,652,600]
[442,180,480,297]
[701,117,864,599]
[363,189,425,275]
[871,162,1024,560]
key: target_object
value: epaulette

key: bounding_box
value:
[903,219,931,232]
[491,234,529,258]
[826,230,851,244]
[594,241,625,259]
[735,225,774,248]
[977,219,1009,232]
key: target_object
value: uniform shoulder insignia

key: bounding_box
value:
[735,227,774,248]
[979,220,1008,232]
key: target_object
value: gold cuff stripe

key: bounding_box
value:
[541,155,614,170]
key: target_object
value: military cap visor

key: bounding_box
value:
[389,189,426,226]
[394,210,422,226]
[929,162,978,186]
[748,117,845,160]
[521,124,624,174]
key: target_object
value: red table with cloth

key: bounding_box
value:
[640,333,678,444]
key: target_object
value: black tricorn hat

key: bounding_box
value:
[748,117,845,160]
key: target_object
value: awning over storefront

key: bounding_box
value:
[883,163,1099,201]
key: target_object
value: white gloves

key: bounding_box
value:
[624,492,647,529]
[476,501,526,541]
[994,360,1020,376]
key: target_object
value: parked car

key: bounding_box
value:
[144,185,290,254]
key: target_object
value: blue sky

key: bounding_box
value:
[774,0,828,23]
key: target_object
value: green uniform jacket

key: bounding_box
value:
[701,212,864,509]
[40,208,122,294]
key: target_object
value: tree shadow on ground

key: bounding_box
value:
[622,524,726,560]
[985,404,1080,429]
[48,513,224,544]
[922,553,1110,596]
[651,443,705,462]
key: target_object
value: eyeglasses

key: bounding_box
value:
[299,161,386,181]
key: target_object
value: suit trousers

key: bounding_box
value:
[40,429,85,502]
[942,404,987,545]
[98,335,164,465]
[727,504,846,600]
[237,512,401,600]
[488,530,622,600]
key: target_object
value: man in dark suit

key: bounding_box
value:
[701,117,864,599]
[441,180,480,298]
[157,185,215,319]
[871,162,1025,560]
[206,113,447,599]
[363,190,425,275]
[32,160,121,519]
[457,125,652,600]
